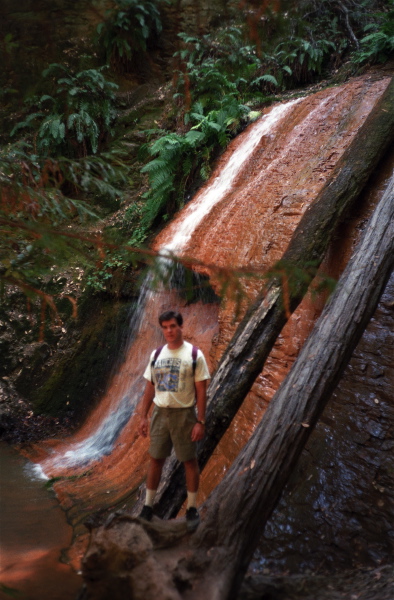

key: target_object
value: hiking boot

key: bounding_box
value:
[139,505,153,521]
[185,506,200,531]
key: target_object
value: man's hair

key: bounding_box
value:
[158,310,183,326]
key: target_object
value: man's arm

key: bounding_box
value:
[138,380,155,437]
[191,379,207,442]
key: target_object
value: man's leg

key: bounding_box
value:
[140,456,165,520]
[146,456,166,497]
[183,457,199,503]
[183,458,200,529]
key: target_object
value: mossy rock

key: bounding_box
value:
[26,296,136,421]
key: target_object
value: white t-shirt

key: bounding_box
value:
[143,341,210,408]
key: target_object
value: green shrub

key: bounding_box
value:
[140,95,249,228]
[255,35,337,90]
[0,138,131,304]
[11,65,118,157]
[174,28,261,109]
[96,0,166,72]
[352,2,394,64]
[84,254,127,292]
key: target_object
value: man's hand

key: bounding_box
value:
[191,422,205,442]
[138,416,149,438]
[137,381,155,438]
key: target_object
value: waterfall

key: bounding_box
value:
[161,98,302,254]
[14,72,393,583]
[35,76,389,482]
[36,98,302,476]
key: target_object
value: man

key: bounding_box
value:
[138,310,210,529]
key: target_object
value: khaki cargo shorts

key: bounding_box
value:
[149,405,197,463]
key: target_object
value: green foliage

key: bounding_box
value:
[255,35,338,90]
[3,33,19,55]
[353,2,394,64]
[140,96,249,228]
[1,59,133,308]
[174,28,261,108]
[11,64,118,157]
[241,0,388,90]
[0,138,131,307]
[84,254,128,292]
[140,130,199,228]
[0,141,98,222]
[96,0,166,71]
[137,26,256,228]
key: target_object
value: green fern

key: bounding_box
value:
[174,28,261,111]
[0,139,131,304]
[352,3,394,64]
[140,95,248,228]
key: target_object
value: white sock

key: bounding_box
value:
[145,489,157,507]
[187,491,197,509]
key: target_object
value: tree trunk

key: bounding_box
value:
[148,77,394,519]
[81,170,394,600]
[187,169,394,599]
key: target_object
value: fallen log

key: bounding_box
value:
[187,169,394,599]
[148,77,394,519]
[81,166,394,600]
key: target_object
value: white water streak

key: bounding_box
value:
[162,98,302,254]
[38,98,303,473]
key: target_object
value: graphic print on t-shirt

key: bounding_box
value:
[155,358,182,392]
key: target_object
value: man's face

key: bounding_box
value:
[161,318,183,346]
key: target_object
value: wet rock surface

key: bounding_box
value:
[251,272,394,574]
[240,564,394,600]
[0,379,73,445]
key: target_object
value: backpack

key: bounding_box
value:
[151,345,198,383]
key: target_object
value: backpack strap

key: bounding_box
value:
[151,346,164,383]
[192,345,198,376]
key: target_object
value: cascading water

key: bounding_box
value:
[8,72,393,593]
[160,98,302,255]
[35,97,303,477]
[32,278,157,475]
[27,76,391,545]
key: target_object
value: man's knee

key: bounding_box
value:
[150,456,166,469]
[183,458,199,472]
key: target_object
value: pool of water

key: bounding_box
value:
[0,442,82,600]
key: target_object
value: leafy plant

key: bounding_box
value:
[2,33,19,55]
[254,35,337,90]
[352,2,394,64]
[136,26,259,229]
[11,64,118,157]
[140,95,249,228]
[0,139,132,315]
[84,253,128,292]
[96,0,166,72]
[174,28,261,110]
[139,129,202,228]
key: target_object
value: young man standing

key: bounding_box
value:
[138,310,210,528]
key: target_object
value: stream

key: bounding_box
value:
[0,442,81,600]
